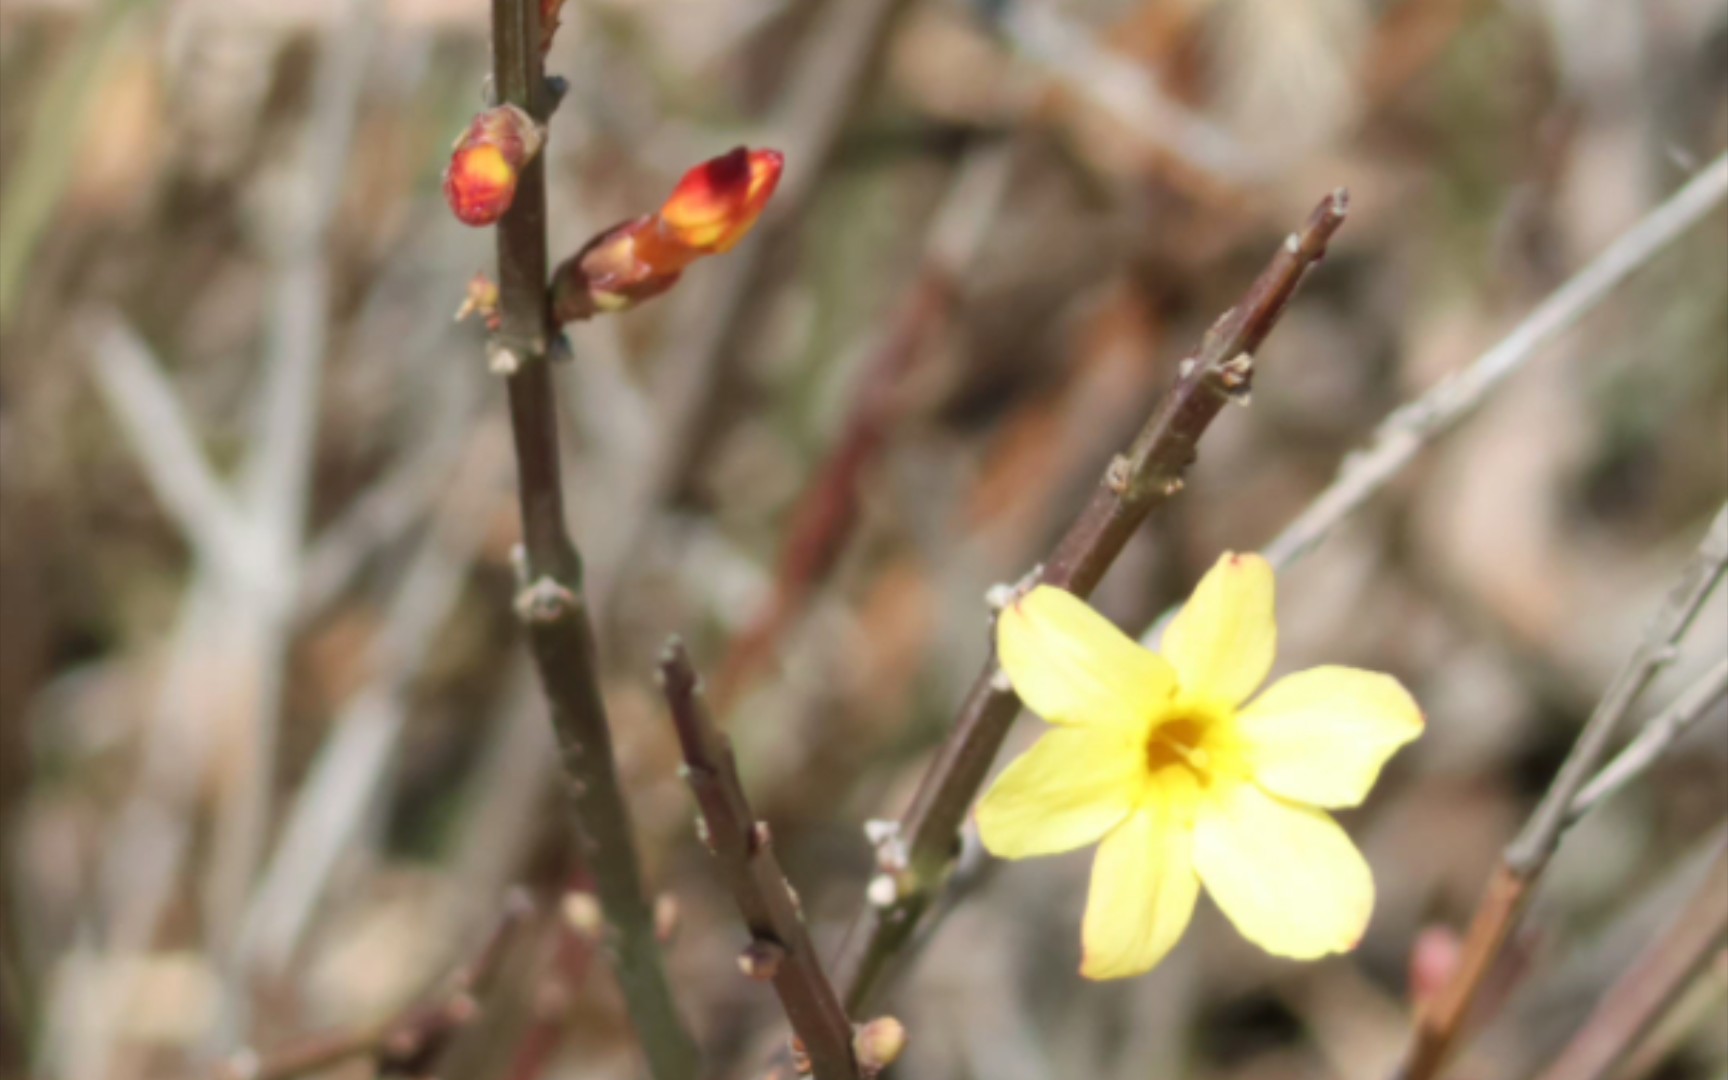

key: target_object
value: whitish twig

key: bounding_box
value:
[83,314,258,589]
[830,192,1350,1013]
[1567,658,1728,824]
[488,0,698,1075]
[1535,845,1728,1080]
[233,424,507,977]
[659,641,862,1080]
[1399,505,1728,1080]
[1260,154,1728,573]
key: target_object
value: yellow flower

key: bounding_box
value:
[977,552,1423,980]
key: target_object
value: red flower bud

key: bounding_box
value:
[549,146,784,322]
[443,105,544,227]
[658,147,784,253]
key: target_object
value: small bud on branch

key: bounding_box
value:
[443,104,545,227]
[550,146,784,323]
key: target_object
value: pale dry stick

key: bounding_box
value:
[1258,154,1728,574]
[1399,505,1728,1080]
[659,641,862,1080]
[996,0,1263,188]
[831,191,1351,1013]
[1535,845,1728,1080]
[487,0,698,1074]
[232,422,510,978]
[1566,657,1728,824]
[205,0,381,960]
[84,316,260,588]
[218,890,534,1080]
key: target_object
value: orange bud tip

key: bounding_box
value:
[658,146,785,254]
[443,105,544,227]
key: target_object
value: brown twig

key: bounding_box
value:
[828,191,1351,1012]
[659,641,863,1080]
[487,0,699,1076]
[1535,845,1728,1080]
[221,891,533,1080]
[1399,505,1728,1080]
[710,145,1016,710]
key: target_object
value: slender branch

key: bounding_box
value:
[830,191,1350,1012]
[711,144,1016,709]
[1535,846,1728,1080]
[82,312,259,588]
[1567,658,1728,824]
[659,641,863,1080]
[1259,154,1728,573]
[1399,505,1728,1080]
[219,891,533,1080]
[488,1,698,1076]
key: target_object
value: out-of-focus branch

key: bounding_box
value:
[83,313,259,589]
[643,0,911,509]
[219,891,533,1080]
[1399,506,1728,1080]
[1259,155,1728,574]
[711,143,1016,709]
[1567,657,1728,824]
[1535,845,1728,1080]
[831,191,1350,1012]
[659,641,863,1080]
[488,1,698,1076]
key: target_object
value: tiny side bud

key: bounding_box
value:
[444,104,544,227]
[738,939,786,981]
[853,1016,908,1077]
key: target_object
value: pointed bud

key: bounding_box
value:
[548,146,784,322]
[658,146,784,254]
[443,105,544,227]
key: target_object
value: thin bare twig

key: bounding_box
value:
[659,641,862,1080]
[83,314,258,588]
[711,143,1016,709]
[1399,505,1728,1080]
[1567,657,1728,824]
[1259,154,1728,573]
[219,891,534,1080]
[488,0,698,1075]
[1535,845,1728,1080]
[831,191,1351,1012]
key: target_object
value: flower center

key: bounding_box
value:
[1146,715,1211,777]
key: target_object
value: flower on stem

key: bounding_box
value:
[977,552,1423,980]
[550,146,783,323]
[443,104,545,227]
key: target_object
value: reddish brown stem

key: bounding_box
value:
[712,271,958,709]
[221,891,533,1080]
[659,641,862,1080]
[1537,846,1728,1080]
[829,191,1351,1012]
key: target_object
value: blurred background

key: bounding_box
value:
[2,0,1726,1077]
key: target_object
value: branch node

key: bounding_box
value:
[740,939,788,980]
[488,343,523,375]
[513,575,577,623]
[1105,454,1133,494]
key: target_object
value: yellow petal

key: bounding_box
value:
[977,728,1143,859]
[998,586,1176,732]
[1192,783,1373,959]
[1236,666,1424,808]
[1161,552,1276,708]
[1080,804,1199,979]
